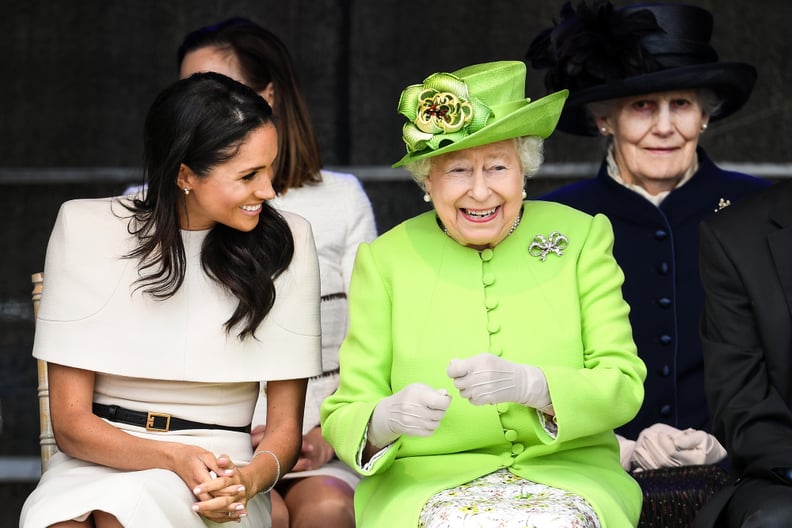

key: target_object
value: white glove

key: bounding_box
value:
[616,434,637,471]
[447,353,551,409]
[632,423,728,471]
[368,383,451,448]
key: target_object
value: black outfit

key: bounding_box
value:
[695,180,792,527]
[541,149,770,439]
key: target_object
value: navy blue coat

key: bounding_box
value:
[540,149,771,439]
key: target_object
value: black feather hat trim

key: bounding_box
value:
[526,1,757,136]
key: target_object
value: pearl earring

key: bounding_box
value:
[600,127,608,135]
[521,189,527,200]
[184,188,190,196]
[700,123,708,132]
[423,192,431,203]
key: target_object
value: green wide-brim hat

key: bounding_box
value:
[392,61,568,168]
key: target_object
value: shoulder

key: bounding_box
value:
[319,169,369,198]
[279,209,314,242]
[57,196,125,223]
[541,178,602,200]
[520,200,615,260]
[52,196,134,246]
[523,199,604,232]
[539,177,614,213]
[703,180,789,234]
[697,150,772,192]
[320,169,364,186]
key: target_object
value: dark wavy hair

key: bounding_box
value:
[126,71,294,340]
[178,17,322,194]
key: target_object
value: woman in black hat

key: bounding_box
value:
[526,0,771,473]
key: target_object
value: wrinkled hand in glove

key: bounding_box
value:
[447,353,551,410]
[368,383,451,448]
[631,423,727,471]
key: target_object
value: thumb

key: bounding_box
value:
[446,358,467,379]
[674,429,707,451]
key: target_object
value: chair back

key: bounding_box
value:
[31,272,57,472]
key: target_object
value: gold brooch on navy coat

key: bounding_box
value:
[714,198,731,212]
[529,232,569,261]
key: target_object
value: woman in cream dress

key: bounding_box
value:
[20,72,321,527]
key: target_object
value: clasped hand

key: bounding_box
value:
[188,450,250,523]
[630,423,727,470]
[369,354,550,447]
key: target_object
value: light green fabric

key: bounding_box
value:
[392,61,568,167]
[321,200,646,527]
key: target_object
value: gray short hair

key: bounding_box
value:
[403,136,544,187]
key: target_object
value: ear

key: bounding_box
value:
[422,176,432,194]
[176,163,195,192]
[593,115,611,136]
[260,82,275,109]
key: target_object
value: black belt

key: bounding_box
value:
[320,292,347,302]
[310,367,340,380]
[93,403,251,434]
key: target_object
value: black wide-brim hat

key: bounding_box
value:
[526,2,757,136]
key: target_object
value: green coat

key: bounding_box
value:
[321,200,646,527]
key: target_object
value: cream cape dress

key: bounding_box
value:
[20,197,321,528]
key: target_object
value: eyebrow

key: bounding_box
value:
[236,164,268,176]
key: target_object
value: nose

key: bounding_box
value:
[653,103,674,135]
[468,168,491,201]
[254,173,276,200]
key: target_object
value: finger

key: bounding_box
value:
[426,390,452,411]
[675,430,707,450]
[446,359,468,379]
[192,494,237,516]
[291,457,311,472]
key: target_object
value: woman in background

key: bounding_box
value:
[178,17,376,528]
[526,0,769,470]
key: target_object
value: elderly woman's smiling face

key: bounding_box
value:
[424,139,524,250]
[594,89,708,195]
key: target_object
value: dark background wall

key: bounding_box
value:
[3,0,791,169]
[2,0,791,520]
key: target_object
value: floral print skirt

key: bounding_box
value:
[418,468,601,528]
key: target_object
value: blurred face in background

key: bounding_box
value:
[594,89,709,195]
[180,46,275,108]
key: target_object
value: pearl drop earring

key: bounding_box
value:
[183,188,190,196]
[521,189,527,200]
[423,192,431,203]
[600,127,608,135]
[700,123,708,132]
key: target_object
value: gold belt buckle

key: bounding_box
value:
[146,412,171,432]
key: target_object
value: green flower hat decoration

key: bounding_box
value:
[398,72,491,155]
[392,61,569,168]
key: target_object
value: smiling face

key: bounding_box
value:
[595,90,708,195]
[177,123,278,231]
[423,139,524,250]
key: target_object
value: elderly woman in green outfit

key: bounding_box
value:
[321,61,647,528]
